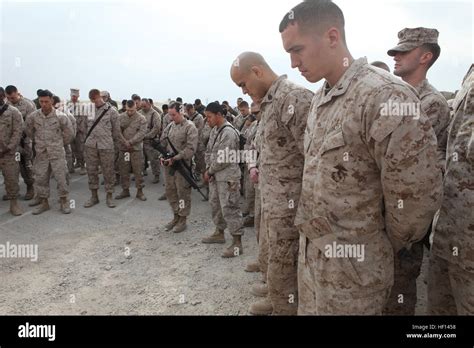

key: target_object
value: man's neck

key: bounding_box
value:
[216,119,225,128]
[263,72,279,94]
[96,101,106,108]
[42,108,53,115]
[325,50,355,88]
[402,69,427,88]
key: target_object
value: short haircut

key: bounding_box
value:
[126,100,136,108]
[169,102,182,113]
[222,101,229,106]
[38,89,53,98]
[132,95,141,101]
[122,99,127,106]
[5,85,18,95]
[89,89,101,98]
[205,102,223,115]
[185,103,195,110]
[421,43,441,69]
[371,61,390,72]
[238,101,249,108]
[195,99,202,105]
[148,98,153,104]
[162,104,169,111]
[53,95,61,104]
[279,0,346,45]
[142,98,150,104]
[0,87,5,95]
[36,89,43,96]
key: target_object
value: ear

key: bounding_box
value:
[251,66,263,78]
[327,27,340,48]
[420,51,433,66]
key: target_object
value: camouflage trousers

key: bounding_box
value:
[114,143,120,177]
[143,141,161,177]
[33,150,68,199]
[242,169,255,217]
[261,211,299,315]
[255,186,268,281]
[64,144,74,172]
[164,166,192,217]
[209,180,244,236]
[71,132,85,167]
[119,150,144,190]
[194,149,206,177]
[84,146,115,193]
[297,235,392,315]
[383,240,424,315]
[427,253,474,315]
[19,142,34,187]
[0,154,20,200]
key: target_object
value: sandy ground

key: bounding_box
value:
[0,171,427,315]
[0,172,261,315]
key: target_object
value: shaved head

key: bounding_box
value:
[231,51,271,75]
[230,52,278,102]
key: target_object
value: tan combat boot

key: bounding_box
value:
[173,216,187,233]
[24,185,34,201]
[221,235,243,258]
[245,261,261,273]
[115,189,130,200]
[106,192,116,208]
[251,283,268,297]
[84,189,99,208]
[28,196,42,207]
[136,189,147,201]
[9,199,23,216]
[32,198,50,215]
[201,228,225,244]
[249,297,273,316]
[164,214,180,231]
[60,197,71,214]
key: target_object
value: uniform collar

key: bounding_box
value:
[415,79,430,94]
[40,108,56,118]
[317,57,368,107]
[261,75,288,106]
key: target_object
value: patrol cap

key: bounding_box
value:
[70,88,80,97]
[387,27,439,56]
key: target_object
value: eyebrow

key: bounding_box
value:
[286,45,303,53]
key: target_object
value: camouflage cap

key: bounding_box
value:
[100,90,110,97]
[70,88,80,97]
[387,27,439,56]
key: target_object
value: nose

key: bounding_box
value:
[242,87,249,95]
[290,53,300,69]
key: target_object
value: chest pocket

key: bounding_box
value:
[47,118,61,134]
[320,130,345,156]
[0,116,12,129]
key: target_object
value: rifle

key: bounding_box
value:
[151,139,208,201]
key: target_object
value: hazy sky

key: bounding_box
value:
[1,0,472,105]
